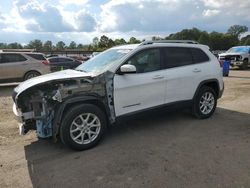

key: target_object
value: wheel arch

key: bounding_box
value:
[23,70,42,80]
[193,79,220,100]
[52,96,110,140]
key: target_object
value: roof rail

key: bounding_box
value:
[139,40,199,46]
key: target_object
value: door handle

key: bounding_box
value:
[152,75,164,79]
[193,68,201,73]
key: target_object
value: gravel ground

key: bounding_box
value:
[0,70,250,188]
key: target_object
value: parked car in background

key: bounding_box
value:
[91,52,101,58]
[219,46,250,69]
[47,56,82,72]
[46,54,59,58]
[69,55,90,63]
[0,52,50,82]
[13,40,224,151]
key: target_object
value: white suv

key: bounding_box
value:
[12,41,224,150]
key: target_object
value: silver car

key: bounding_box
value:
[0,52,50,82]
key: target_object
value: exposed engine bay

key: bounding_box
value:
[12,71,115,140]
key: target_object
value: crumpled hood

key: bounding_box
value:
[14,69,95,98]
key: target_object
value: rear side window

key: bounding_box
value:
[0,53,27,63]
[59,58,73,62]
[26,53,46,60]
[49,58,58,63]
[163,47,193,68]
[190,48,209,63]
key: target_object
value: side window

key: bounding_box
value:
[59,58,72,62]
[1,53,27,63]
[164,47,193,68]
[127,49,161,73]
[49,58,58,63]
[26,54,46,60]
[191,48,209,63]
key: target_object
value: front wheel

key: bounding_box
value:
[60,104,107,151]
[239,59,248,70]
[192,86,217,119]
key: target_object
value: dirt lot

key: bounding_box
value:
[0,70,250,188]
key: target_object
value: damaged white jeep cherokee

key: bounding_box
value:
[13,41,224,150]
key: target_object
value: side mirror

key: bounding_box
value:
[119,64,136,74]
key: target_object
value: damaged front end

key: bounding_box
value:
[13,84,63,138]
[12,70,116,140]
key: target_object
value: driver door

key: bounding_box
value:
[113,48,166,116]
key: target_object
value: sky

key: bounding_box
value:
[0,0,249,45]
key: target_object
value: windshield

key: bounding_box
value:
[76,48,131,73]
[227,47,249,53]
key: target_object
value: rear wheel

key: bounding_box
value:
[192,86,217,119]
[24,71,41,80]
[239,59,248,70]
[60,104,107,151]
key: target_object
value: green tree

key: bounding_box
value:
[198,32,210,46]
[152,36,162,41]
[92,37,99,47]
[0,43,7,49]
[128,37,141,44]
[166,28,202,41]
[114,38,126,45]
[27,39,43,51]
[43,40,53,51]
[244,38,250,45]
[56,41,66,50]
[77,44,84,49]
[108,39,115,48]
[227,25,248,38]
[69,41,77,49]
[209,32,224,50]
[7,42,23,49]
[99,35,110,49]
[240,35,250,45]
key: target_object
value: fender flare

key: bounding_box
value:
[192,79,220,100]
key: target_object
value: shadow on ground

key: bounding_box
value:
[24,108,250,188]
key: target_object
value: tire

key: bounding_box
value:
[239,59,248,70]
[60,104,107,151]
[24,71,41,80]
[192,86,217,119]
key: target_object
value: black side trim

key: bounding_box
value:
[116,100,192,123]
[193,79,221,99]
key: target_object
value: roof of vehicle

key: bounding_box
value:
[111,41,209,51]
[111,44,140,50]
[0,51,44,55]
[47,56,74,60]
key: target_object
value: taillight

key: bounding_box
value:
[42,60,49,65]
[219,60,224,67]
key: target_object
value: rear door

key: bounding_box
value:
[163,47,209,103]
[0,53,28,80]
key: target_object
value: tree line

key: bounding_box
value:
[0,25,249,51]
